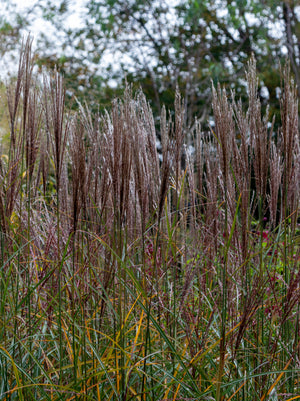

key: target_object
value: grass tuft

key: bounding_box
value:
[0,39,299,400]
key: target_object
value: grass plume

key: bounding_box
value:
[0,40,299,400]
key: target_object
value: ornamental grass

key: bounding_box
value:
[0,37,299,400]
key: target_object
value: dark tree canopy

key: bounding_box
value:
[1,0,299,125]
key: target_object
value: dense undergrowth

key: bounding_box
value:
[0,37,299,400]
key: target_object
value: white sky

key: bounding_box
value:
[14,0,86,37]
[0,0,86,79]
[2,0,298,82]
[2,0,178,83]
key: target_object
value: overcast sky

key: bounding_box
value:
[2,0,297,82]
[0,0,86,79]
[14,0,86,34]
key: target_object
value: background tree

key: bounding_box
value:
[1,0,299,126]
[0,1,28,57]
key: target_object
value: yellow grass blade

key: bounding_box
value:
[0,346,24,401]
[261,340,300,401]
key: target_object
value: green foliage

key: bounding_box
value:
[2,0,299,128]
[0,4,28,56]
[0,40,299,400]
[0,82,10,154]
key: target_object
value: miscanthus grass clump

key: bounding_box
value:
[0,37,299,401]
